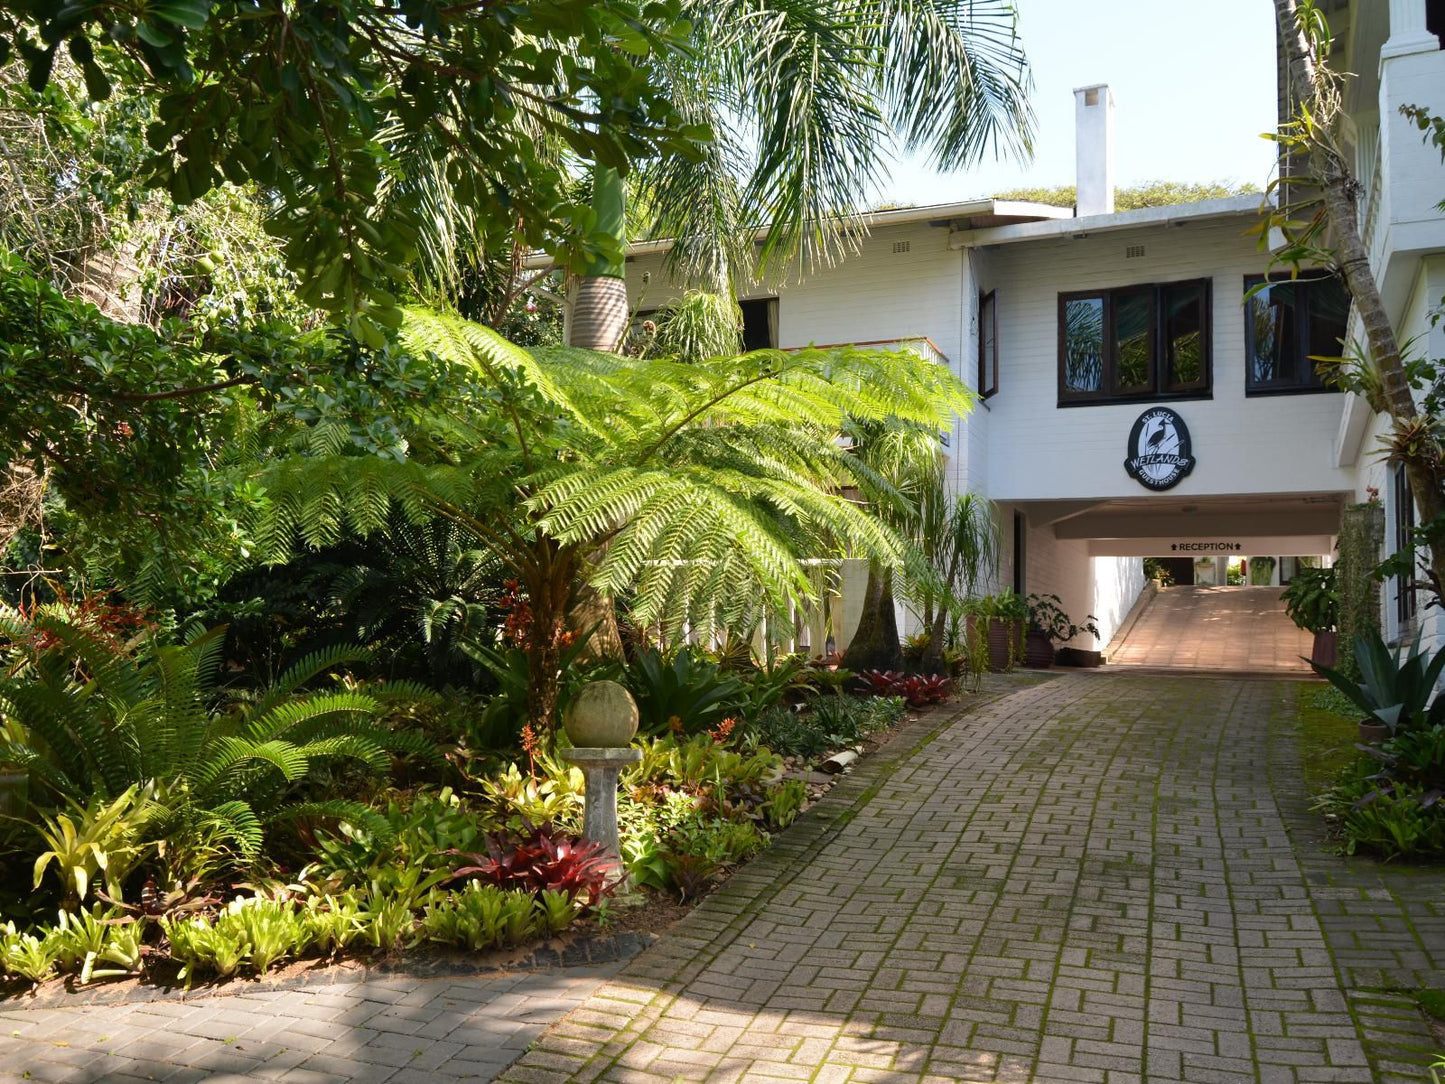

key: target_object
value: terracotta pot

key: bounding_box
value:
[986,617,1017,672]
[1358,720,1389,746]
[1311,630,1338,668]
[1023,629,1055,669]
[563,680,639,748]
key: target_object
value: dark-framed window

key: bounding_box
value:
[978,290,998,399]
[1243,273,1349,394]
[1058,279,1211,405]
[1393,465,1418,630]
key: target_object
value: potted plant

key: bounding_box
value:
[1280,566,1338,667]
[1310,631,1445,745]
[1023,594,1100,669]
[981,590,1027,672]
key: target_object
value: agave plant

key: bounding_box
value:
[0,611,432,863]
[1311,631,1445,736]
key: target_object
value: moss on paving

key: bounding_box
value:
[1288,680,1360,798]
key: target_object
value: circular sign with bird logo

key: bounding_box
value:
[1124,407,1195,491]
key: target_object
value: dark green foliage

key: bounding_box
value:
[1336,502,1384,680]
[0,611,433,864]
[1316,758,1445,859]
[750,695,906,758]
[624,813,766,901]
[1281,566,1338,633]
[2,0,701,334]
[625,647,747,737]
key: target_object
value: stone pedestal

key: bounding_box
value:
[561,747,641,858]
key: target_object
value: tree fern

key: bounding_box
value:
[250,306,973,732]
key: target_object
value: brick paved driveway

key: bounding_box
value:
[4,673,1442,1083]
[0,961,621,1082]
[500,673,1443,1084]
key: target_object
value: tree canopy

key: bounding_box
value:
[0,0,707,337]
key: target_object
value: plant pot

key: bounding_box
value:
[1055,646,1103,668]
[1023,629,1055,669]
[1310,630,1338,668]
[1358,720,1389,746]
[986,617,1019,672]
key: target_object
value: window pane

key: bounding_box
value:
[979,291,997,397]
[1305,276,1349,385]
[1063,297,1104,393]
[1247,281,1297,385]
[1165,282,1205,387]
[1113,289,1153,392]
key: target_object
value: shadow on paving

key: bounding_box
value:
[0,951,622,1083]
[490,672,1443,1084]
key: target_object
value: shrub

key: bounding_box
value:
[750,696,906,758]
[451,829,621,907]
[0,613,434,874]
[625,646,747,737]
[1281,567,1338,633]
[623,814,766,900]
[857,671,952,708]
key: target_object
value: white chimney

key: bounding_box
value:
[1074,83,1115,217]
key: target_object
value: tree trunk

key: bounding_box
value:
[1273,0,1445,605]
[841,562,903,673]
[522,544,576,745]
[569,166,629,352]
[566,575,624,664]
[918,608,949,676]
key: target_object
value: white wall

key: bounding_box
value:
[976,217,1358,503]
[1093,556,1147,648]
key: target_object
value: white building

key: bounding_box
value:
[603,1,1444,658]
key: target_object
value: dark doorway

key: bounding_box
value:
[1151,556,1195,586]
[739,298,778,351]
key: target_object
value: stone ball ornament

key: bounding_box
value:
[562,680,639,748]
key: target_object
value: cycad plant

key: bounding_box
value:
[251,308,972,738]
[0,612,431,869]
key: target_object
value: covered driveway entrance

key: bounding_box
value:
[1108,584,1315,671]
[1018,492,1343,674]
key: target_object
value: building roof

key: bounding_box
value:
[954,194,1265,247]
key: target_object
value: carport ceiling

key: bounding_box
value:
[1023,493,1348,540]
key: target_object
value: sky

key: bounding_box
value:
[874,0,1281,206]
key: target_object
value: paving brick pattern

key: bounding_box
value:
[495,673,1443,1084]
[0,964,619,1083]
[4,673,1443,1083]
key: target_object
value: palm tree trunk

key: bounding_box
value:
[568,166,629,352]
[841,561,903,673]
[1274,0,1445,604]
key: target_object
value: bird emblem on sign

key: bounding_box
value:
[1124,408,1195,491]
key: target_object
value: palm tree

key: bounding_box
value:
[570,0,1037,351]
[839,419,945,673]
